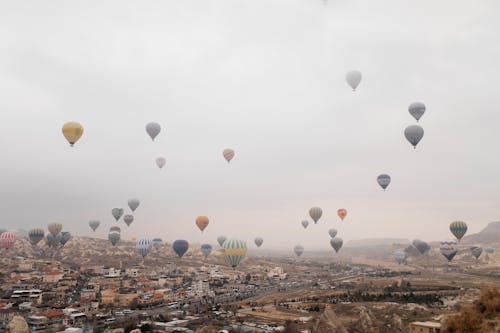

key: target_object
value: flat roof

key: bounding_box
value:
[411,321,441,328]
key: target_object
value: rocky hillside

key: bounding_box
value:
[462,222,500,244]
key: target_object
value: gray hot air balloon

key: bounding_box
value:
[470,246,483,260]
[112,208,124,221]
[412,239,430,255]
[60,232,71,246]
[404,125,424,149]
[156,157,166,169]
[485,247,494,254]
[345,70,362,91]
[89,220,100,232]
[408,102,426,122]
[201,244,212,259]
[217,236,227,247]
[128,198,140,212]
[145,122,161,141]
[46,233,62,248]
[48,223,62,236]
[440,240,458,262]
[294,245,304,257]
[309,207,323,224]
[394,250,407,264]
[123,214,134,227]
[108,231,120,246]
[377,174,391,190]
[328,228,337,239]
[301,220,309,229]
[254,237,263,247]
[330,237,343,253]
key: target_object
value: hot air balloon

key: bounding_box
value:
[412,239,430,255]
[110,226,121,233]
[254,237,263,247]
[328,228,337,239]
[145,122,161,141]
[223,148,235,163]
[195,216,209,232]
[309,207,322,224]
[62,121,84,147]
[222,239,247,268]
[470,246,483,260]
[330,237,343,253]
[28,228,44,246]
[345,70,362,91]
[46,233,62,248]
[112,208,124,221]
[377,174,391,190]
[123,215,134,227]
[137,238,152,258]
[173,240,189,258]
[156,157,166,169]
[294,245,304,257]
[440,241,458,262]
[404,125,424,149]
[201,244,212,259]
[408,102,426,122]
[301,220,309,229]
[485,247,494,254]
[128,198,140,212]
[152,238,163,246]
[89,220,100,232]
[394,250,407,264]
[217,236,227,247]
[48,223,62,236]
[108,231,120,246]
[450,221,467,241]
[60,232,71,246]
[337,209,347,221]
[0,231,16,249]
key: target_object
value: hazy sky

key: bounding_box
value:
[1,0,499,250]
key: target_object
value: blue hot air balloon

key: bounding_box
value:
[222,239,247,268]
[440,240,458,262]
[201,244,212,259]
[377,174,391,190]
[173,240,189,258]
[28,228,45,246]
[60,231,72,246]
[136,238,152,258]
[412,239,430,255]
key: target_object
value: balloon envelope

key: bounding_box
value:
[294,245,304,257]
[112,208,124,221]
[449,221,468,241]
[201,244,212,258]
[404,125,424,148]
[217,236,227,247]
[156,157,166,169]
[328,228,338,239]
[110,226,121,233]
[62,121,84,146]
[173,240,189,258]
[377,174,391,190]
[145,122,161,141]
[337,209,347,221]
[309,207,322,223]
[408,102,426,122]
[123,214,134,227]
[222,239,247,268]
[345,70,362,91]
[48,223,63,236]
[470,246,483,259]
[0,231,16,249]
[254,237,263,247]
[330,237,343,253]
[394,250,407,264]
[108,232,120,246]
[412,239,430,255]
[28,228,45,246]
[89,220,100,231]
[301,220,309,229]
[223,148,235,163]
[46,233,61,248]
[485,247,494,254]
[195,216,209,232]
[60,232,71,246]
[128,198,140,212]
[440,241,458,262]
[136,238,152,258]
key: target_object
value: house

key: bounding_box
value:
[43,271,64,283]
[27,315,48,331]
[409,321,441,333]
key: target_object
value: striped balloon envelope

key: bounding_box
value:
[450,221,468,241]
[440,240,458,262]
[29,228,45,246]
[222,239,247,268]
[136,238,152,258]
[0,231,16,249]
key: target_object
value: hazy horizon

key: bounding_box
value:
[1,0,499,250]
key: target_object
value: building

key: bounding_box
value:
[43,271,64,283]
[10,289,43,304]
[27,315,48,331]
[409,321,441,333]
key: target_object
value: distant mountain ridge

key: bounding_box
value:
[462,221,500,244]
[345,238,409,248]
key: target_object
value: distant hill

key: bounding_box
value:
[462,221,500,244]
[345,238,409,248]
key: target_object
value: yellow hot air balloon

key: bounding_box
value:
[62,121,84,147]
[195,216,209,232]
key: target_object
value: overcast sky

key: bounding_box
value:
[0,0,499,250]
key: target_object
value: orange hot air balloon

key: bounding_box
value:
[337,209,347,221]
[195,216,209,232]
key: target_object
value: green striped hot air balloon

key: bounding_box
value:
[222,238,247,268]
[450,221,468,241]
